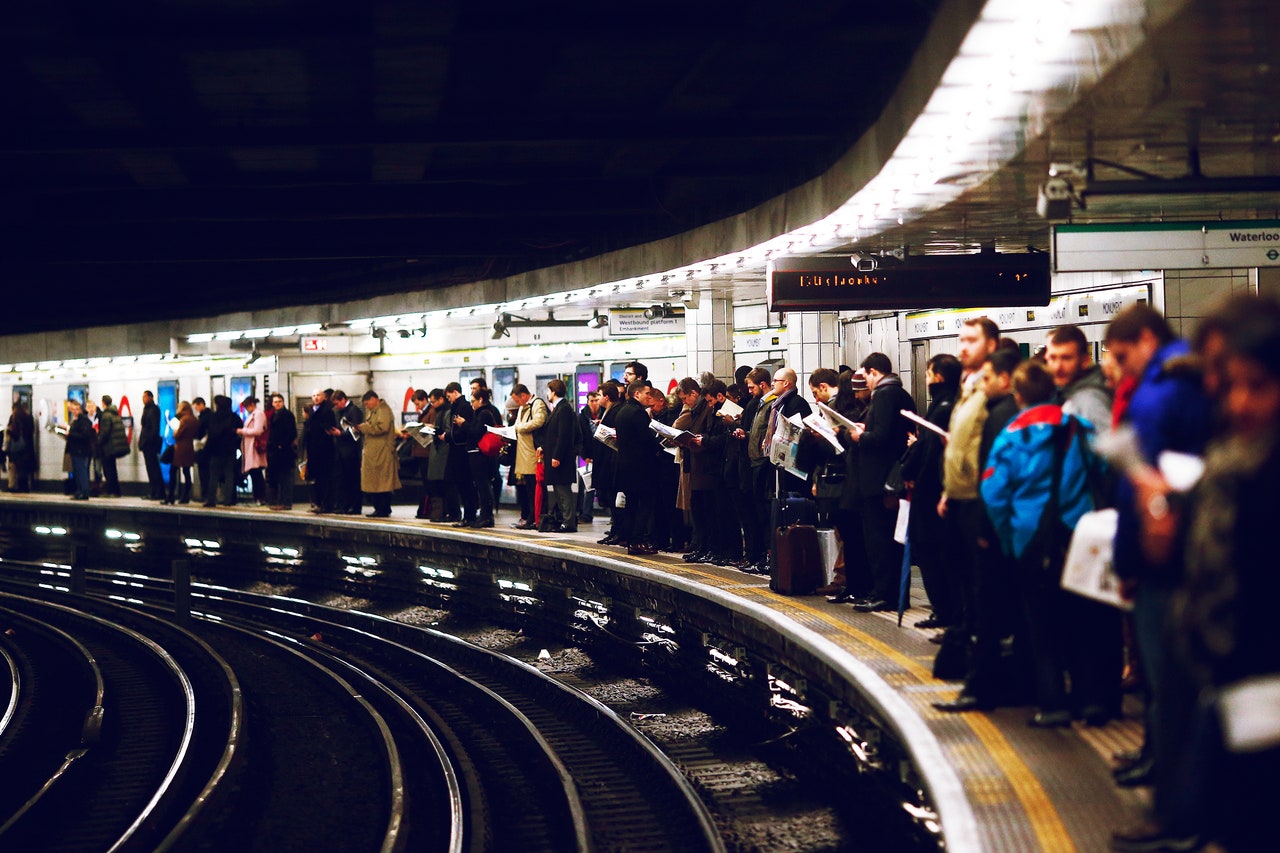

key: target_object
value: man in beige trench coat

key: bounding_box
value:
[358,390,401,517]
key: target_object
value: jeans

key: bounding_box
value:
[71,454,91,499]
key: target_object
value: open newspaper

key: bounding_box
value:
[405,421,435,448]
[802,411,844,453]
[486,424,517,441]
[816,401,864,434]
[649,419,696,447]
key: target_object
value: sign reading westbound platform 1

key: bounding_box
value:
[767,253,1050,312]
[1053,220,1280,272]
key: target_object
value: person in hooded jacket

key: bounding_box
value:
[96,395,129,497]
[982,359,1117,728]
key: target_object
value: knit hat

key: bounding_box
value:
[849,370,868,391]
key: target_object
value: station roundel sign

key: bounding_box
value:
[402,386,415,413]
[119,395,134,445]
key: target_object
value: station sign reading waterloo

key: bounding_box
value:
[767,253,1050,312]
[1053,220,1280,271]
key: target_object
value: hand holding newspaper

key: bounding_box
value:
[649,419,696,446]
[405,421,435,448]
[900,408,948,440]
[801,412,844,453]
[816,401,863,434]
[717,398,743,420]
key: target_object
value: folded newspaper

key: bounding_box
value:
[717,398,743,419]
[593,422,618,451]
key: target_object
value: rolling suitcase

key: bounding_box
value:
[771,524,824,595]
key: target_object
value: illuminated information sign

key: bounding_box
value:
[767,253,1050,311]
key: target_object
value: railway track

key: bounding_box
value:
[0,563,726,853]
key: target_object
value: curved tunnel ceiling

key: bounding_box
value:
[0,0,945,334]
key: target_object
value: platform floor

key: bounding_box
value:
[2,493,1151,851]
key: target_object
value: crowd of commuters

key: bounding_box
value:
[3,295,1277,851]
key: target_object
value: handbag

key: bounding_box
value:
[477,431,504,458]
[160,444,175,465]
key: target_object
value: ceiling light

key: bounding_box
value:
[585,310,608,329]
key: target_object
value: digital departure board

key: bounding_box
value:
[767,252,1051,311]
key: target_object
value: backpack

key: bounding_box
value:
[1024,417,1105,581]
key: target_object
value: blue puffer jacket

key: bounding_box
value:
[981,404,1099,560]
[1112,339,1213,580]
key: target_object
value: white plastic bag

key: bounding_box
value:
[1060,508,1130,610]
[893,499,910,545]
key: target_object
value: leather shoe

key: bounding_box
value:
[452,520,473,528]
[627,543,657,556]
[682,551,709,563]
[915,614,947,629]
[1080,704,1112,727]
[556,524,577,533]
[1028,710,1072,728]
[932,694,993,713]
[598,534,617,545]
[826,591,855,604]
[853,598,890,612]
[512,520,535,530]
[1110,820,1201,853]
[366,510,391,518]
[1113,759,1155,787]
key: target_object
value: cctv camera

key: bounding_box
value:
[849,253,878,272]
[1036,177,1074,219]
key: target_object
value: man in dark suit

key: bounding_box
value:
[846,352,916,612]
[304,389,338,513]
[612,380,655,553]
[541,378,579,532]
[332,389,364,514]
[445,381,479,526]
[138,389,165,499]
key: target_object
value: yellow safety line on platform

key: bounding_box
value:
[728,583,1073,853]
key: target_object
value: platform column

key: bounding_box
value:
[683,289,735,382]
[784,311,842,380]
